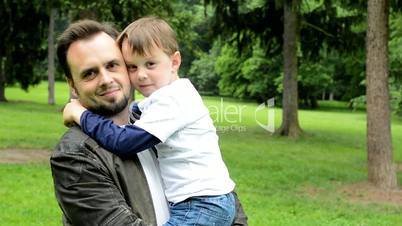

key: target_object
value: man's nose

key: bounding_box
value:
[99,68,113,84]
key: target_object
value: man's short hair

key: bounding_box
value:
[117,16,179,57]
[57,20,119,80]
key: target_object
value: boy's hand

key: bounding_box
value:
[63,99,87,127]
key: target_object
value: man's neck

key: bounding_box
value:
[109,106,129,126]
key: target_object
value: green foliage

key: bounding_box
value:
[213,39,364,106]
[349,95,366,111]
[389,13,402,80]
[300,1,366,59]
[65,0,174,30]
[389,12,402,116]
[298,60,333,108]
[332,50,366,101]
[202,0,368,106]
[0,0,48,90]
[240,45,281,101]
[205,0,283,55]
[169,1,210,77]
[390,81,402,116]
[215,42,281,101]
[187,43,220,95]
[205,0,365,58]
[215,44,248,98]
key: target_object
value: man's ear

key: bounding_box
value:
[67,79,78,98]
[171,51,181,73]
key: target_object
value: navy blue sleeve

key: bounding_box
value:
[131,102,142,115]
[80,111,161,157]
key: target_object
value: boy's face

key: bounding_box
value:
[121,39,181,97]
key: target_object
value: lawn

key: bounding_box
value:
[1,81,402,226]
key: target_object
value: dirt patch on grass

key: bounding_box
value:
[338,182,402,205]
[303,182,402,206]
[0,149,51,164]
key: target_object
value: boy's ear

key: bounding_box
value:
[171,51,181,73]
[67,79,78,98]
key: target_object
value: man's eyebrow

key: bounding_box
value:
[107,59,122,65]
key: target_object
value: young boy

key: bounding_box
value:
[63,17,236,226]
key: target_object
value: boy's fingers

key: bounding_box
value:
[64,121,75,128]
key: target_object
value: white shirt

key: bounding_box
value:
[127,107,170,226]
[137,150,170,226]
[135,79,235,203]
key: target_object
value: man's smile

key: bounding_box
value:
[98,87,121,97]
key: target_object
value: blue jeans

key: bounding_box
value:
[163,192,236,226]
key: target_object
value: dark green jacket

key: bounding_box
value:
[51,126,248,226]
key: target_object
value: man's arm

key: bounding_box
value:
[50,139,150,226]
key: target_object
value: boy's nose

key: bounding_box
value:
[137,69,147,81]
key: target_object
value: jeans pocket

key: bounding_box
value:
[194,193,236,225]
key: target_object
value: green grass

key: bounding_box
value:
[0,164,61,225]
[0,82,69,149]
[1,81,402,225]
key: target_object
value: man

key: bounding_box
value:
[51,19,168,226]
[51,19,248,226]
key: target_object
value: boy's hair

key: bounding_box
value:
[117,16,179,56]
[57,20,118,80]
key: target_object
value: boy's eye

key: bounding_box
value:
[127,64,137,72]
[146,62,156,68]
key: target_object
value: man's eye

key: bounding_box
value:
[107,62,118,70]
[83,71,96,79]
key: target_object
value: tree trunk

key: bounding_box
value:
[329,92,334,101]
[366,0,397,190]
[0,77,6,102]
[276,0,302,138]
[47,8,56,105]
[0,58,6,102]
[310,95,318,109]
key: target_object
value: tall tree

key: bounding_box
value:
[0,0,48,102]
[277,0,303,137]
[366,0,397,189]
[48,6,56,105]
[0,53,6,101]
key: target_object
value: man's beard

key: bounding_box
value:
[89,95,129,117]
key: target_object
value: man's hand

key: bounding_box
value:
[63,99,87,127]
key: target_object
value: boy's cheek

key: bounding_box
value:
[128,76,137,86]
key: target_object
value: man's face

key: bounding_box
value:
[67,32,132,116]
